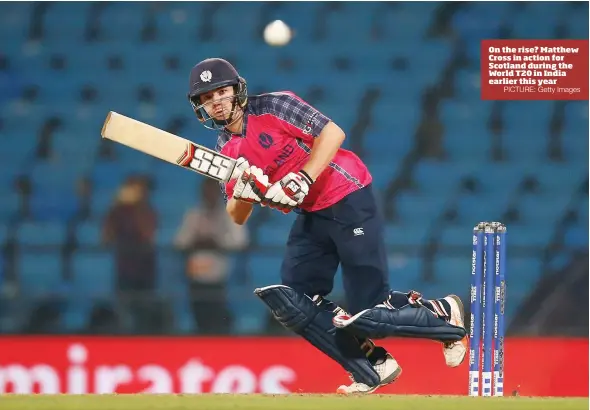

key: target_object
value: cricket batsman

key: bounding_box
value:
[187,58,468,394]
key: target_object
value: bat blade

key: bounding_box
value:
[101,111,236,182]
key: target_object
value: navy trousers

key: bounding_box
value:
[280,184,390,314]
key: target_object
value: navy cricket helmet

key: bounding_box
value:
[187,58,248,130]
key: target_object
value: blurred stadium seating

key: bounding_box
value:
[0,1,587,335]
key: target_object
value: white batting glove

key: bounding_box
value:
[233,166,269,204]
[229,157,250,180]
[264,171,313,212]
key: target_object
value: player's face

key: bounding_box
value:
[199,86,237,121]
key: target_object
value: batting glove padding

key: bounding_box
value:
[229,157,250,181]
[233,166,269,204]
[264,171,313,211]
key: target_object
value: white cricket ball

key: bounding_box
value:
[263,20,292,47]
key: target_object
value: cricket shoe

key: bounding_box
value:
[442,294,468,368]
[336,351,402,395]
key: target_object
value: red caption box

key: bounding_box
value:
[481,39,589,100]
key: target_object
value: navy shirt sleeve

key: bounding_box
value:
[266,93,331,139]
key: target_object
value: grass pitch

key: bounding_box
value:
[0,394,587,410]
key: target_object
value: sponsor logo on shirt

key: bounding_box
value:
[302,112,318,135]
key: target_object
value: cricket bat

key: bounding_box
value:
[101,111,238,182]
